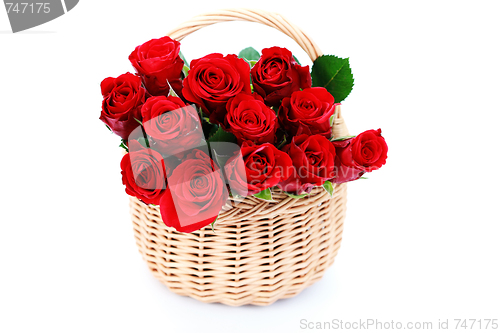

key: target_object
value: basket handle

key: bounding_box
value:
[167,8,323,62]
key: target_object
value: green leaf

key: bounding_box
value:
[179,51,188,67]
[182,65,189,79]
[211,216,218,233]
[231,193,244,200]
[165,80,180,98]
[207,125,237,144]
[119,140,129,152]
[238,47,260,62]
[179,51,189,79]
[329,105,339,139]
[323,180,334,197]
[105,124,112,132]
[311,55,354,103]
[241,59,258,69]
[329,114,335,129]
[137,136,150,148]
[360,176,368,180]
[276,135,287,149]
[285,192,308,199]
[211,148,231,170]
[207,126,218,138]
[293,55,301,65]
[253,188,273,201]
[331,135,356,142]
[202,118,218,140]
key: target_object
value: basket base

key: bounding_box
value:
[130,184,347,306]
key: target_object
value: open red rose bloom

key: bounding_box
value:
[100,37,388,233]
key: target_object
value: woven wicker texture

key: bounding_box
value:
[129,8,349,306]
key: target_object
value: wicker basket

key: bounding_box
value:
[129,8,349,306]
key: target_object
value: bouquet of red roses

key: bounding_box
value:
[100,36,388,233]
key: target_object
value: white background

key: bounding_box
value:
[1,1,499,332]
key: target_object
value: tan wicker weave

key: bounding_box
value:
[129,8,349,306]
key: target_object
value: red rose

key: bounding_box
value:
[251,47,311,107]
[141,96,203,155]
[121,140,166,205]
[160,149,228,233]
[99,72,145,140]
[182,53,251,125]
[224,93,277,145]
[332,129,388,183]
[279,87,338,138]
[129,36,184,96]
[278,134,336,194]
[225,142,293,196]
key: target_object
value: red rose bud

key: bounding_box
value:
[129,36,184,97]
[141,96,203,156]
[182,53,251,125]
[332,129,388,183]
[160,149,229,233]
[278,134,336,194]
[251,47,311,107]
[331,139,365,183]
[99,73,145,140]
[121,140,166,205]
[279,87,338,139]
[224,93,278,145]
[349,129,388,171]
[225,141,293,196]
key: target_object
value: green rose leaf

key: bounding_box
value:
[331,135,356,142]
[211,216,218,233]
[179,50,189,67]
[285,192,308,199]
[137,136,150,148]
[119,140,129,152]
[293,55,301,65]
[253,188,273,201]
[323,180,335,197]
[207,125,237,144]
[329,113,336,128]
[182,65,189,79]
[311,55,354,103]
[329,105,340,139]
[202,117,217,139]
[238,47,260,62]
[211,148,232,170]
